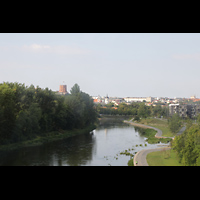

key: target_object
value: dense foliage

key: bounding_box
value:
[172,116,200,166]
[168,113,182,133]
[0,82,97,145]
[96,102,168,119]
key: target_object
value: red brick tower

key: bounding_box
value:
[59,85,67,94]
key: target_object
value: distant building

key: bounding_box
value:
[92,96,102,104]
[192,98,200,102]
[124,97,153,103]
[105,95,109,104]
[191,104,200,118]
[169,103,200,119]
[169,104,189,118]
[93,99,99,103]
[112,99,123,106]
[190,95,196,99]
[58,85,67,95]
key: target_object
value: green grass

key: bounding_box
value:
[146,149,183,166]
[139,118,174,137]
[138,128,172,144]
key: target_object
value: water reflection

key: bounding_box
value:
[63,133,96,166]
[0,116,164,166]
[105,129,107,136]
[0,131,96,166]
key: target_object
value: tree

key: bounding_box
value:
[35,87,57,132]
[182,125,200,165]
[0,82,97,145]
[152,105,162,117]
[168,114,181,133]
[138,103,149,119]
[54,96,75,130]
[134,115,140,121]
[197,114,200,126]
[172,132,186,163]
[0,84,16,144]
[185,118,193,130]
[172,124,200,166]
[27,103,42,135]
[70,83,81,96]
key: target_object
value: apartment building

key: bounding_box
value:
[191,104,200,118]
[169,104,200,119]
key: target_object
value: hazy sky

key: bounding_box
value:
[1,33,200,98]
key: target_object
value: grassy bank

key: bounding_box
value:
[0,124,96,152]
[136,127,172,144]
[146,149,182,166]
[137,118,174,137]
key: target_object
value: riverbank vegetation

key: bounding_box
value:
[134,127,172,144]
[0,82,97,146]
[137,118,181,137]
[97,102,183,136]
[96,102,168,119]
[0,124,95,151]
[172,116,200,166]
[168,113,182,134]
[146,115,200,166]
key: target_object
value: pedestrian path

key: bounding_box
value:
[124,119,186,166]
[124,120,166,138]
[134,147,171,166]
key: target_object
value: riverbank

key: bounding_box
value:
[0,124,96,152]
[125,119,186,166]
[124,119,173,166]
[124,120,172,144]
[133,118,175,137]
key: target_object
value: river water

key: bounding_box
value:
[0,117,166,166]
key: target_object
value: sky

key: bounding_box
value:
[1,33,200,98]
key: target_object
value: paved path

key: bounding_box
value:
[124,119,186,166]
[134,147,171,166]
[124,120,167,138]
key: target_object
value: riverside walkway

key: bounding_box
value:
[124,120,167,139]
[124,119,186,166]
[134,147,171,166]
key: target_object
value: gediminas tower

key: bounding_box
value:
[59,85,67,95]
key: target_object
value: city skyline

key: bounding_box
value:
[1,33,200,98]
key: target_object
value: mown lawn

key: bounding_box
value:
[146,149,183,166]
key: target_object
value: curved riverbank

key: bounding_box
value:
[0,121,158,166]
[124,120,186,166]
[124,120,167,138]
[124,120,171,166]
[0,124,96,152]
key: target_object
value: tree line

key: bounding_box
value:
[0,82,97,145]
[172,115,200,166]
[96,102,168,119]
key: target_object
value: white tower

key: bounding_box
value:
[105,94,109,104]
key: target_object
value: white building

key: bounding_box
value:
[124,97,153,103]
[105,95,109,104]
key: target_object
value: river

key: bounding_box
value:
[0,116,167,166]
